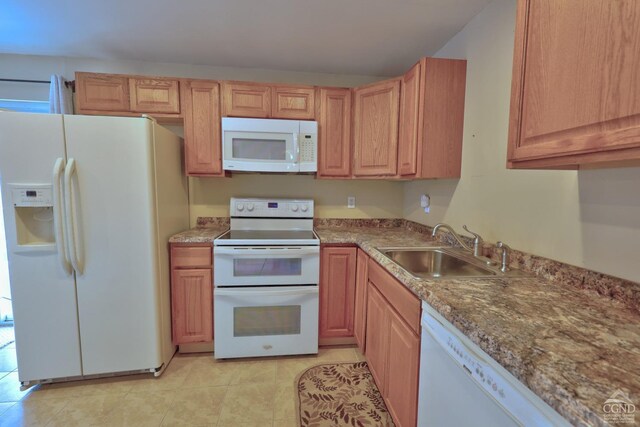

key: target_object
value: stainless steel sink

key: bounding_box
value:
[380,247,498,278]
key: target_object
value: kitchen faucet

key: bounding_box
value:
[431,223,484,257]
[496,241,511,272]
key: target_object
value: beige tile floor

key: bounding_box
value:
[0,346,365,427]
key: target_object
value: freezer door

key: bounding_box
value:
[63,115,164,375]
[0,112,82,383]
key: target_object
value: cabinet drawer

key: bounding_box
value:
[367,259,420,334]
[171,245,212,268]
[129,78,180,113]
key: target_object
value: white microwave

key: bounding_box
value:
[222,117,317,173]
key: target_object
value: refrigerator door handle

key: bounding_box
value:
[64,158,84,274]
[53,158,72,275]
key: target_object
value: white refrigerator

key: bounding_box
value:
[0,112,189,386]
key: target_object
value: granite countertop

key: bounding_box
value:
[315,226,640,427]
[168,226,228,243]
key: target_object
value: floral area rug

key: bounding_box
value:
[296,361,395,427]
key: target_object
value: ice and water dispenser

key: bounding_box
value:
[9,184,55,247]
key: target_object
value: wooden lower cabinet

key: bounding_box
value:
[385,307,420,427]
[170,244,213,345]
[353,248,369,350]
[364,284,388,387]
[365,259,420,427]
[171,268,213,344]
[319,246,357,339]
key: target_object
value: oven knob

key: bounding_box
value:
[237,203,244,211]
[290,204,299,212]
[247,203,254,211]
[301,204,309,212]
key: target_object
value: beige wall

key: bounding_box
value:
[0,53,383,102]
[190,175,404,223]
[403,0,640,283]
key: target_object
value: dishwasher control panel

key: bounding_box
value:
[422,310,564,425]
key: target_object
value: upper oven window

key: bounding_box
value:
[233,258,302,276]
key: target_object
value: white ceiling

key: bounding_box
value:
[1,0,491,76]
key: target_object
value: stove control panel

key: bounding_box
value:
[231,198,314,218]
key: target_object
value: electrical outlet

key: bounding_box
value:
[420,194,430,213]
[347,196,356,209]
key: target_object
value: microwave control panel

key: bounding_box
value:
[299,133,317,162]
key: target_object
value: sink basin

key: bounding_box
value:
[381,248,497,278]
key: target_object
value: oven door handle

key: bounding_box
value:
[214,247,319,256]
[215,287,319,297]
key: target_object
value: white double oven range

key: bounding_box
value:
[213,198,320,359]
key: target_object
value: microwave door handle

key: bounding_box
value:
[293,133,300,163]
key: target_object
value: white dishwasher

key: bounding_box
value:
[418,302,571,427]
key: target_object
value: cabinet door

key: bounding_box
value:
[353,248,369,350]
[508,0,640,168]
[222,82,271,118]
[171,268,213,344]
[353,79,401,176]
[398,62,421,176]
[317,88,352,177]
[182,80,224,176]
[385,307,420,427]
[319,247,357,338]
[272,86,315,119]
[76,73,129,112]
[129,78,180,114]
[365,283,388,388]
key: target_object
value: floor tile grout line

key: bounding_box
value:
[213,384,231,427]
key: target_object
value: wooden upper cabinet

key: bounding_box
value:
[507,0,640,169]
[319,246,357,339]
[353,79,401,176]
[397,58,466,179]
[272,86,315,119]
[317,88,352,177]
[76,73,130,112]
[182,80,224,176]
[129,77,180,113]
[398,62,421,176]
[418,58,466,178]
[222,82,271,118]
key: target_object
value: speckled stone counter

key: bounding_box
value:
[316,226,640,427]
[168,226,228,243]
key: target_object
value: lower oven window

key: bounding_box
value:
[233,258,302,276]
[233,305,301,337]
